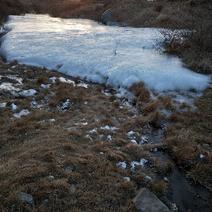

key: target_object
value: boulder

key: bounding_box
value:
[133,188,170,212]
[101,9,119,26]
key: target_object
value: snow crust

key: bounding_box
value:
[1,14,209,91]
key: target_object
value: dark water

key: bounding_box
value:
[145,126,212,212]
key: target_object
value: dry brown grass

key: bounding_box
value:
[1,61,167,211]
[165,88,212,189]
[150,180,168,197]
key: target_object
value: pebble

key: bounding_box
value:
[18,192,34,205]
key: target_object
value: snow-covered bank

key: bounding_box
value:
[1,14,209,91]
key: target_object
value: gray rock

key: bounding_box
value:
[18,192,34,205]
[101,9,119,26]
[133,188,170,212]
[47,175,55,181]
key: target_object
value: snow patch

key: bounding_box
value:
[116,161,127,169]
[19,89,37,97]
[131,159,148,171]
[13,109,30,118]
[58,99,71,111]
[11,103,17,111]
[100,125,118,131]
[0,102,7,108]
[59,77,75,85]
[0,82,20,92]
[41,84,51,89]
[2,14,209,92]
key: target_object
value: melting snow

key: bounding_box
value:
[11,103,17,111]
[59,77,75,85]
[49,76,57,83]
[131,159,148,170]
[100,125,118,131]
[19,89,37,97]
[0,102,7,108]
[41,83,51,89]
[140,136,149,144]
[107,135,112,141]
[58,99,71,111]
[89,128,97,134]
[77,82,88,88]
[116,161,127,169]
[13,109,30,118]
[0,82,20,92]
[1,14,209,92]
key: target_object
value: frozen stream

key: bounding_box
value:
[0,14,209,92]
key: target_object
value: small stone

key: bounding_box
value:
[47,175,55,181]
[123,177,130,182]
[69,184,76,193]
[18,192,34,205]
[164,177,169,182]
[133,188,170,212]
[199,154,205,159]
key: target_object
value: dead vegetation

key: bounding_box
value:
[165,88,212,190]
[0,61,175,211]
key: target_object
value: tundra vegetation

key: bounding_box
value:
[0,0,211,211]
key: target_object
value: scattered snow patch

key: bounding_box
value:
[89,128,97,134]
[140,136,149,144]
[58,99,71,111]
[41,84,51,89]
[77,82,88,88]
[116,161,127,169]
[11,103,17,111]
[0,82,20,92]
[107,135,112,141]
[59,77,75,85]
[131,159,148,171]
[100,125,118,131]
[0,102,7,108]
[13,109,30,118]
[19,89,37,97]
[49,76,57,83]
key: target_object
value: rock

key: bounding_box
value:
[18,192,34,205]
[133,188,170,212]
[156,14,170,23]
[47,175,55,181]
[101,9,119,26]
[69,184,76,194]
